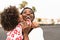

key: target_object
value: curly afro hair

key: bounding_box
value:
[1,6,20,31]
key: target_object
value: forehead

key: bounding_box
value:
[23,9,32,12]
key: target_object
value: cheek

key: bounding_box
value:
[30,14,34,18]
[31,14,34,20]
[18,18,21,22]
[22,14,26,16]
[22,15,26,20]
[22,14,27,17]
[22,15,26,19]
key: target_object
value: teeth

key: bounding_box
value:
[26,16,30,19]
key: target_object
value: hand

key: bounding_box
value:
[22,26,31,34]
[21,22,31,34]
[31,22,39,28]
[23,33,29,40]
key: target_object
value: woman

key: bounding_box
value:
[21,7,44,40]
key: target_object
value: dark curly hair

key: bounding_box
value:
[21,7,35,22]
[1,6,20,31]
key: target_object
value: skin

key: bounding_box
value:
[19,15,31,40]
[21,8,39,30]
[22,9,34,21]
[21,8,39,40]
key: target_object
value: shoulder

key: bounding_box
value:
[30,27,43,33]
[28,27,44,40]
[28,27,44,36]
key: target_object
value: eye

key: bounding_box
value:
[29,12,32,14]
[29,11,33,14]
[31,14,33,16]
[23,12,26,14]
[22,13,26,16]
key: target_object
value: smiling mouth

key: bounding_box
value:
[26,16,31,19]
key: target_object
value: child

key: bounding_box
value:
[1,6,24,40]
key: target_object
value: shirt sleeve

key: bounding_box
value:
[6,24,23,40]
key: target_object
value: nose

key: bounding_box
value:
[26,11,30,15]
[26,12,30,15]
[26,13,30,14]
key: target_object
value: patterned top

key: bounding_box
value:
[6,19,31,40]
[6,23,23,40]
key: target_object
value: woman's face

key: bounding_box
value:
[22,9,34,21]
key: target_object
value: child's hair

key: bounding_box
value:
[1,6,20,31]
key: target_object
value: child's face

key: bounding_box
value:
[18,15,24,22]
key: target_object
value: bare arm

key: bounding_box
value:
[23,33,29,40]
[22,27,30,40]
[22,24,30,40]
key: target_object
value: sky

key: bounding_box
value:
[0,0,60,19]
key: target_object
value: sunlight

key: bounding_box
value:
[0,0,60,19]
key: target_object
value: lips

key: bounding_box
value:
[26,15,31,19]
[22,14,33,21]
